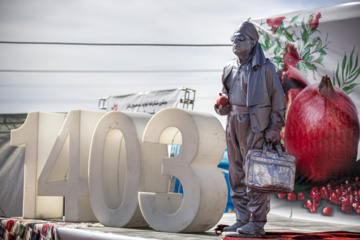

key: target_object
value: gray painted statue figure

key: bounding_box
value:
[214,21,286,237]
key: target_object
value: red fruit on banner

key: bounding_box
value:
[309,12,322,30]
[285,76,360,182]
[266,16,285,33]
[342,190,348,197]
[340,196,349,205]
[283,44,300,68]
[310,204,317,213]
[320,186,329,199]
[330,192,339,204]
[328,189,334,200]
[342,204,353,214]
[288,193,296,201]
[349,195,354,204]
[335,188,341,197]
[313,196,320,207]
[304,200,312,208]
[278,193,287,199]
[297,192,305,200]
[311,186,319,192]
[353,202,360,210]
[216,93,229,107]
[322,206,331,216]
[283,66,310,90]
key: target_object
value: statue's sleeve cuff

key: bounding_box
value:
[267,122,283,132]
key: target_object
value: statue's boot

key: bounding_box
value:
[237,222,265,238]
[223,221,247,232]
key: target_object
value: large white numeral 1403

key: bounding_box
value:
[139,108,227,232]
[10,112,66,219]
[38,110,104,222]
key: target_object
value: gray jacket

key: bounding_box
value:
[221,43,286,133]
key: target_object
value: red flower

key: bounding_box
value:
[267,16,285,33]
[309,13,321,30]
[283,44,299,68]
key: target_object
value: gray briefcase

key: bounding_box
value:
[245,142,296,194]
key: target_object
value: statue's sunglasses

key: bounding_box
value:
[230,33,249,42]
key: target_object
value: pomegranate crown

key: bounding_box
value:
[318,75,337,98]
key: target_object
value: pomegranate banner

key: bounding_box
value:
[106,88,182,114]
[250,3,360,224]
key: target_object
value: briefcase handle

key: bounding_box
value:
[261,142,283,157]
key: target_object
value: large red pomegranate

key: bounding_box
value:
[284,75,359,182]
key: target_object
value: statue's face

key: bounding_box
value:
[231,31,254,58]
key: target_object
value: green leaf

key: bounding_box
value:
[275,27,282,41]
[265,34,270,50]
[274,44,281,55]
[342,53,347,83]
[347,69,360,84]
[280,20,285,31]
[315,39,323,52]
[332,70,336,86]
[261,43,267,51]
[302,30,309,45]
[342,83,358,93]
[291,14,300,23]
[349,46,355,73]
[284,30,295,42]
[319,49,327,55]
[269,40,275,49]
[346,60,350,76]
[315,54,323,63]
[312,36,320,45]
[297,62,303,71]
[305,62,316,70]
[336,63,341,87]
[302,51,310,61]
[301,18,306,31]
[353,53,359,72]
[304,44,313,51]
[258,30,264,35]
[310,28,319,35]
[273,56,283,64]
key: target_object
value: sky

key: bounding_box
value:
[0,0,358,124]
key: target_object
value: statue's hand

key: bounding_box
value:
[264,129,280,143]
[214,104,231,116]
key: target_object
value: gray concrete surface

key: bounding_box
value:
[56,213,360,240]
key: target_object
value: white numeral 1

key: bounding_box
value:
[11,112,66,219]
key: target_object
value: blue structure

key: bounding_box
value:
[217,148,234,213]
[170,145,234,213]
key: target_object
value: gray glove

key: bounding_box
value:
[214,104,231,116]
[264,129,280,143]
